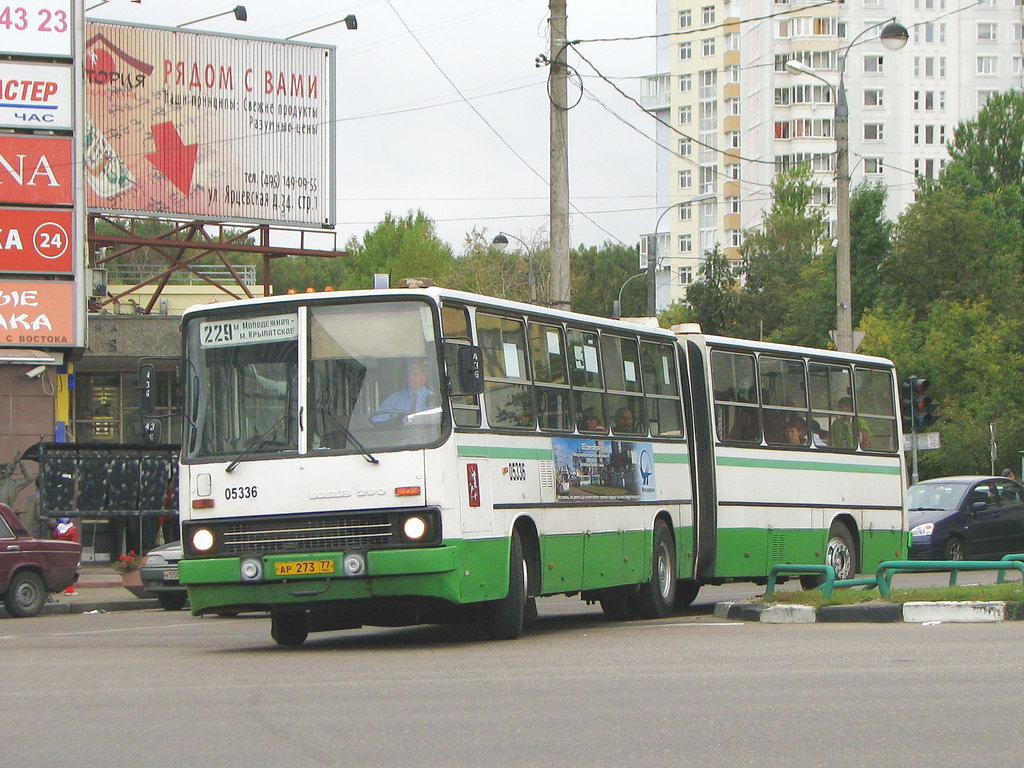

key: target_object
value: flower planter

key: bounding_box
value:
[120,569,148,598]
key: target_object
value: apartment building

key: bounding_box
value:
[641,0,1024,310]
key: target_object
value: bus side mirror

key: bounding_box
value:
[457,346,484,395]
[139,363,157,416]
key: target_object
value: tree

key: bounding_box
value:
[735,165,832,345]
[682,244,741,335]
[569,241,645,318]
[446,228,547,302]
[945,90,1024,200]
[849,181,894,323]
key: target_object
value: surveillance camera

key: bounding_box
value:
[25,365,46,379]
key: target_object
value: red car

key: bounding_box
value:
[0,504,81,617]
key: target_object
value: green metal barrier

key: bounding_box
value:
[875,559,1024,597]
[997,554,1024,583]
[767,564,880,599]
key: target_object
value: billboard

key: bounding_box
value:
[0,279,74,346]
[84,22,335,227]
[0,135,74,206]
[0,207,74,273]
[0,61,74,129]
[0,0,73,58]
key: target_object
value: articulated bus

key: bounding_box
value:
[165,287,907,646]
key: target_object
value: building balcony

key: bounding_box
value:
[640,73,671,112]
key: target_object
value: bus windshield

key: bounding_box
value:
[183,299,444,462]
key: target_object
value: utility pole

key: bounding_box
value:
[548,0,571,311]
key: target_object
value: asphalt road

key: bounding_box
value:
[5,579,1024,767]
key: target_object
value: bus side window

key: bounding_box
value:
[759,355,808,447]
[640,341,684,438]
[808,361,852,450]
[711,350,761,444]
[442,304,481,428]
[854,367,897,452]
[567,328,606,434]
[528,322,573,431]
[476,312,534,430]
[603,334,646,436]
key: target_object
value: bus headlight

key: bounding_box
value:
[240,556,263,581]
[192,528,215,552]
[403,516,428,541]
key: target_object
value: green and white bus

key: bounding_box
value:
[167,287,906,645]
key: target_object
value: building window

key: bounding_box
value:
[728,229,742,248]
[725,65,740,84]
[679,234,693,253]
[863,55,883,74]
[914,23,945,44]
[702,5,715,24]
[978,90,997,108]
[726,130,740,149]
[864,157,884,175]
[726,196,741,215]
[679,105,692,124]
[1014,57,1024,76]
[679,9,692,28]
[977,23,997,42]
[914,57,947,78]
[863,88,883,107]
[725,98,740,116]
[678,138,692,157]
[679,74,692,93]
[702,38,716,57]
[678,170,693,189]
[679,42,692,60]
[678,202,693,221]
[678,266,693,285]
[726,32,739,51]
[977,56,997,75]
[725,163,740,180]
[863,123,884,141]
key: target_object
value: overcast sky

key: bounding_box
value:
[89,0,659,253]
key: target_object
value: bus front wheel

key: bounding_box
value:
[271,610,309,647]
[485,530,526,640]
[801,522,857,590]
[634,520,677,619]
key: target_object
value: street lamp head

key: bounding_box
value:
[233,5,247,21]
[784,59,814,77]
[343,14,358,30]
[491,234,509,251]
[879,21,909,51]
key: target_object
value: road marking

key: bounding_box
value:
[42,622,198,637]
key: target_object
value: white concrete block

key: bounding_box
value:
[760,604,816,623]
[902,601,1006,623]
[712,602,735,619]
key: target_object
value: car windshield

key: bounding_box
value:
[183,299,445,462]
[907,482,969,511]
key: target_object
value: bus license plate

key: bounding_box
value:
[274,559,335,576]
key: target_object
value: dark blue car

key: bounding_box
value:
[908,475,1024,561]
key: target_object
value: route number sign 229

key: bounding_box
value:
[0,2,72,58]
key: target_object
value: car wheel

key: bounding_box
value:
[271,611,308,646]
[944,536,965,561]
[4,570,46,618]
[157,592,188,611]
[634,520,677,619]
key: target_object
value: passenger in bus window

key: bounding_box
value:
[578,408,604,433]
[830,397,872,449]
[612,407,637,435]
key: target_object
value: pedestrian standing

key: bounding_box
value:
[53,517,80,595]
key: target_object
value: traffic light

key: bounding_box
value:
[904,376,939,430]
[900,378,914,432]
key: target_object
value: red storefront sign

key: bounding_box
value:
[0,279,74,347]
[0,208,73,273]
[0,135,73,205]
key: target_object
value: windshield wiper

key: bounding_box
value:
[320,409,379,464]
[226,414,289,473]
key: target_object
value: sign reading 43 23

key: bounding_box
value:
[0,1,72,58]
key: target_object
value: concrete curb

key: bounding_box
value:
[0,598,160,619]
[716,600,1024,623]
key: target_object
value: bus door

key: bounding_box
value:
[683,339,718,580]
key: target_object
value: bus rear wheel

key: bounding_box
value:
[599,586,638,621]
[673,580,701,609]
[634,520,676,619]
[485,530,526,640]
[800,522,857,590]
[271,610,309,647]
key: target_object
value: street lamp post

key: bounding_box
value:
[492,232,537,303]
[647,192,716,316]
[177,5,248,27]
[785,20,907,353]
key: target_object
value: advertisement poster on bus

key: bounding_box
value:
[84,22,335,227]
[552,438,655,501]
